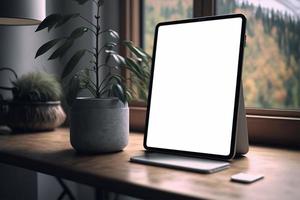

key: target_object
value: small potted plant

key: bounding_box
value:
[35,0,151,153]
[0,68,66,132]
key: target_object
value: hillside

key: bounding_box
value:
[218,0,300,108]
[143,0,300,109]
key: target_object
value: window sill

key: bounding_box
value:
[130,106,146,132]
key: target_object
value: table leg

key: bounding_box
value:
[56,177,76,200]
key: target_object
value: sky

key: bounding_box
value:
[237,0,300,17]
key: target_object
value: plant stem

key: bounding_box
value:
[98,73,111,92]
[86,27,97,35]
[79,15,97,29]
[95,1,100,98]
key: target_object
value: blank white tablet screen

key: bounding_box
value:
[146,17,243,156]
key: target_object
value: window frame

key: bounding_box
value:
[120,0,300,149]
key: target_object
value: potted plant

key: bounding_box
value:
[35,0,151,153]
[0,68,66,132]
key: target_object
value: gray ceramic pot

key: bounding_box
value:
[70,98,129,154]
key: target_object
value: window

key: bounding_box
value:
[215,0,300,147]
[143,0,193,55]
[121,0,300,148]
[217,0,300,110]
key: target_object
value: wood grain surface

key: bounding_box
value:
[0,128,299,200]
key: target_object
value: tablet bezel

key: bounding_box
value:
[143,14,247,160]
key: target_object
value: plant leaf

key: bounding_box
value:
[111,54,125,65]
[105,51,114,64]
[77,69,90,88]
[65,76,80,106]
[104,50,117,54]
[72,0,90,5]
[61,50,86,79]
[135,45,152,60]
[86,83,97,97]
[55,14,79,28]
[112,83,126,103]
[125,58,144,80]
[125,58,142,73]
[125,89,132,101]
[48,39,74,60]
[138,84,148,101]
[35,38,63,58]
[108,29,119,40]
[102,42,117,50]
[105,51,125,65]
[123,41,150,63]
[108,74,123,85]
[70,27,88,39]
[36,14,62,32]
[102,29,119,40]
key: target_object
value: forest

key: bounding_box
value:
[144,0,300,109]
[218,0,300,109]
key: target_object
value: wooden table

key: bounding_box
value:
[0,128,299,200]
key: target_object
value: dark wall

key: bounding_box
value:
[0,0,120,200]
[0,1,121,200]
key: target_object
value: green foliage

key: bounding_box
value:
[35,0,151,105]
[123,41,151,101]
[48,39,74,60]
[12,72,62,102]
[62,49,86,79]
[35,38,63,58]
[35,13,79,32]
[65,76,81,106]
[36,14,62,32]
[218,0,300,108]
[69,27,88,39]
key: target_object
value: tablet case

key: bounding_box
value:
[236,84,249,155]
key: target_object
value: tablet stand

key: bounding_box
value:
[235,84,249,155]
[130,84,249,173]
[130,153,230,173]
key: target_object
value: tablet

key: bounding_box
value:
[144,14,246,160]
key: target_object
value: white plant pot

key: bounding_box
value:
[70,97,129,153]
